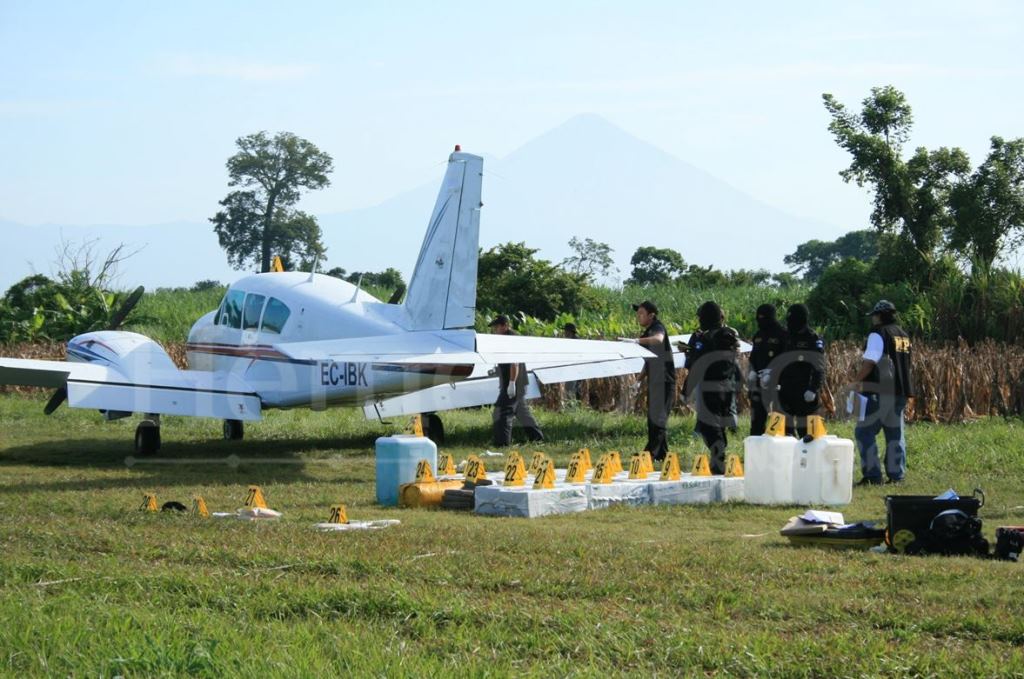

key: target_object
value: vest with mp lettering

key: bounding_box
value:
[865,323,914,397]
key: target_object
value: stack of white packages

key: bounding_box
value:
[648,474,717,505]
[586,471,652,509]
[474,484,589,518]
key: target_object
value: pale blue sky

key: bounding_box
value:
[2,1,1022,239]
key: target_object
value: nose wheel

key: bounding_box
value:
[134,420,161,456]
[223,419,244,441]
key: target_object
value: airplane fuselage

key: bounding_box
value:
[185,272,474,410]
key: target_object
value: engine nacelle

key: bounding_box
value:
[67,331,179,381]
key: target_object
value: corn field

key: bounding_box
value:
[4,340,1023,424]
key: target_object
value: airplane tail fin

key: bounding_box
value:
[402,149,483,330]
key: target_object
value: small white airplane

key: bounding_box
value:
[0,147,665,454]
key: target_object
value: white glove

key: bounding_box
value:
[618,337,639,344]
[803,390,816,403]
[758,369,772,389]
[507,382,516,399]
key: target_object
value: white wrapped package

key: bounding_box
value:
[587,481,652,509]
[716,476,746,502]
[474,484,588,518]
[648,476,716,506]
[314,520,401,531]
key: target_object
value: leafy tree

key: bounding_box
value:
[627,246,686,285]
[190,279,224,292]
[325,266,405,291]
[477,242,595,320]
[561,237,617,281]
[949,136,1024,271]
[210,131,333,273]
[823,87,970,281]
[784,229,880,281]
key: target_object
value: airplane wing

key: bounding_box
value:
[0,357,262,421]
[355,332,654,418]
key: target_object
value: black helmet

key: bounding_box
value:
[786,303,809,333]
[867,299,897,316]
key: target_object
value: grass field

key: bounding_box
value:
[1,394,1023,677]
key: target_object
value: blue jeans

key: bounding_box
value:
[855,394,907,481]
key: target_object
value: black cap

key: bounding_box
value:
[867,300,897,316]
[563,322,577,333]
[488,314,510,327]
[631,300,658,315]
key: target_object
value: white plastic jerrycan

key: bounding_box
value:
[790,435,855,506]
[743,435,798,505]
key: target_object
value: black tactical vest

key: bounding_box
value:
[865,323,914,397]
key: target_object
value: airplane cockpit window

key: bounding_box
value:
[243,294,266,331]
[221,290,245,329]
[260,297,291,334]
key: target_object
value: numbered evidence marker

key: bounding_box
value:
[640,451,654,474]
[691,454,712,477]
[244,485,268,509]
[576,448,593,472]
[410,415,425,437]
[529,451,550,475]
[605,451,624,475]
[725,454,745,477]
[503,454,527,487]
[533,459,556,489]
[766,411,787,437]
[415,458,437,483]
[464,455,487,483]
[191,496,210,518]
[565,452,588,484]
[328,504,349,525]
[140,493,158,512]
[660,453,682,481]
[591,454,615,484]
[438,452,457,476]
[628,453,649,480]
[806,415,827,440]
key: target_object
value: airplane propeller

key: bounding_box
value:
[44,285,145,415]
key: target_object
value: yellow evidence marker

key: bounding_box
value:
[140,493,158,512]
[766,411,787,437]
[438,452,457,476]
[628,453,649,480]
[640,451,654,474]
[270,255,285,272]
[565,452,588,484]
[529,451,549,475]
[533,459,556,489]
[244,486,268,509]
[328,504,349,524]
[725,454,745,477]
[410,415,425,437]
[691,454,712,477]
[191,496,210,518]
[415,458,436,483]
[606,451,623,474]
[503,455,527,487]
[591,455,615,484]
[464,455,487,483]
[577,448,593,472]
[806,415,827,439]
[660,453,682,481]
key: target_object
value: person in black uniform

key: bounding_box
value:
[748,304,786,436]
[623,301,676,460]
[489,315,544,446]
[777,303,825,438]
[851,300,914,485]
[683,301,741,474]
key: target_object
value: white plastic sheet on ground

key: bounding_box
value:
[314,520,401,532]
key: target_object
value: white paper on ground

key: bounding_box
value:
[800,510,844,524]
[235,507,282,520]
[314,520,401,531]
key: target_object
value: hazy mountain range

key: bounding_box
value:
[2,114,838,292]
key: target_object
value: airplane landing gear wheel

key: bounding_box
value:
[424,413,445,446]
[134,421,161,456]
[223,419,244,441]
